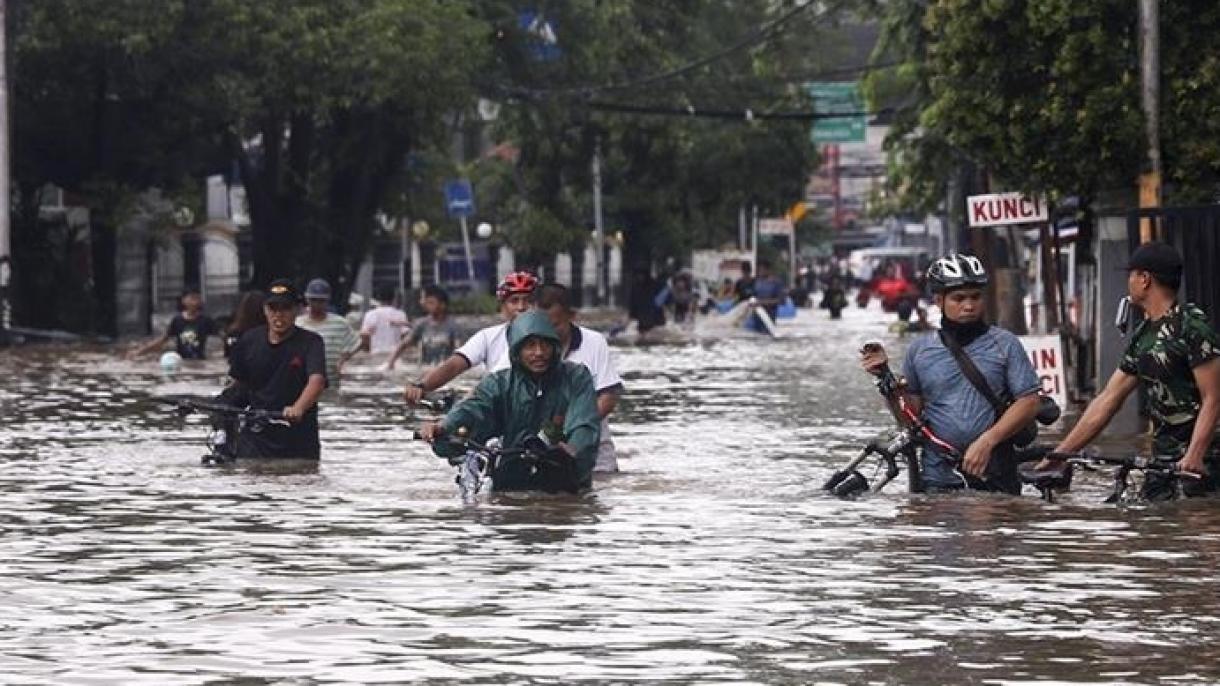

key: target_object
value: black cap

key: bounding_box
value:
[265,278,301,306]
[1124,241,1183,280]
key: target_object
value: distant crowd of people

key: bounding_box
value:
[127,272,627,491]
[623,254,920,335]
[127,280,456,384]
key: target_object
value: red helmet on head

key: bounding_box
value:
[496,271,539,301]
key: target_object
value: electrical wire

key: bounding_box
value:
[499,0,847,97]
[586,100,891,122]
[612,59,907,91]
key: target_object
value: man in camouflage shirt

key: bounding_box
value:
[1047,242,1220,497]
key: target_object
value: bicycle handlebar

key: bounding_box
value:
[417,394,457,413]
[168,398,286,422]
[1035,449,1184,473]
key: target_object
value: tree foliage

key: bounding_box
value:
[192,0,487,297]
[475,0,823,268]
[869,0,1220,213]
[10,0,844,330]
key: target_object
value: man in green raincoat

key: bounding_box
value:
[420,310,601,492]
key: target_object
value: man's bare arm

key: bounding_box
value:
[403,354,472,404]
[285,374,326,422]
[1054,369,1141,454]
[596,389,619,419]
[1181,359,1220,472]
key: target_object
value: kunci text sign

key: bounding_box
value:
[967,192,1048,228]
[1019,335,1067,410]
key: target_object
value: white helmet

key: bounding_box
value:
[926,253,988,293]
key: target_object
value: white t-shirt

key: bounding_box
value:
[491,325,624,472]
[360,306,409,354]
[456,322,510,370]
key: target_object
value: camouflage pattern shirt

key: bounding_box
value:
[1119,303,1220,452]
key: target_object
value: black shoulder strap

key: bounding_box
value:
[938,329,1008,417]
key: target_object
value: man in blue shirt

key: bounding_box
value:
[860,253,1041,493]
[747,259,786,333]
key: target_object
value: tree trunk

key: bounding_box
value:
[90,219,117,337]
[235,118,281,289]
[323,106,412,312]
[569,244,585,307]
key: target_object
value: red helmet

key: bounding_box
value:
[496,271,539,301]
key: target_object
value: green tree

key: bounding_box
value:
[478,0,823,271]
[11,0,488,329]
[195,0,487,301]
[868,0,1220,213]
[11,0,214,332]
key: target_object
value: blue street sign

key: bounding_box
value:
[518,10,561,62]
[444,179,475,218]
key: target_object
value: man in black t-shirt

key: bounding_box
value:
[222,279,327,459]
[129,290,218,360]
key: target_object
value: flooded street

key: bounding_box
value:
[3,307,1220,685]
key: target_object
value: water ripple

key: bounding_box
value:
[1,310,1219,683]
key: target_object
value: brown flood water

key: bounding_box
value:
[0,306,1217,684]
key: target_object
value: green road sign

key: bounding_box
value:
[809,82,866,143]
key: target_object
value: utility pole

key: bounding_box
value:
[1138,0,1161,243]
[458,215,476,290]
[592,136,606,306]
[830,145,842,231]
[738,205,746,251]
[0,0,10,345]
[397,216,408,301]
[750,204,759,269]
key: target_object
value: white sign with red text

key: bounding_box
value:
[1020,334,1067,409]
[758,218,794,236]
[968,192,1049,228]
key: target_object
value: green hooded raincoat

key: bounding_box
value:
[434,311,601,491]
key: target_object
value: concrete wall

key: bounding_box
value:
[115,215,243,335]
[154,237,185,315]
[554,244,622,307]
[115,219,152,336]
[199,222,241,317]
[1092,215,1142,436]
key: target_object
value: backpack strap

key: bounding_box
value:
[937,328,1008,418]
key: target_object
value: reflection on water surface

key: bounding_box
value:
[0,310,1216,684]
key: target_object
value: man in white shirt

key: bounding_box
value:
[403,271,538,404]
[359,285,409,355]
[492,283,625,473]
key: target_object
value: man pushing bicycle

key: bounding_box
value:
[418,311,601,493]
[860,253,1042,494]
[1039,242,1220,499]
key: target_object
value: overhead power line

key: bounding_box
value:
[587,100,892,122]
[500,0,847,98]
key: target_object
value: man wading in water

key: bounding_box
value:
[489,283,625,473]
[403,271,538,405]
[419,311,600,493]
[860,253,1041,493]
[1039,242,1220,498]
[128,289,218,360]
[220,279,327,459]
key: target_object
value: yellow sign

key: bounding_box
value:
[785,201,808,223]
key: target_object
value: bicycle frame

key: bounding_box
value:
[1019,448,1186,503]
[166,399,289,466]
[824,363,961,498]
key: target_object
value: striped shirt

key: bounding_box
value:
[295,313,360,389]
